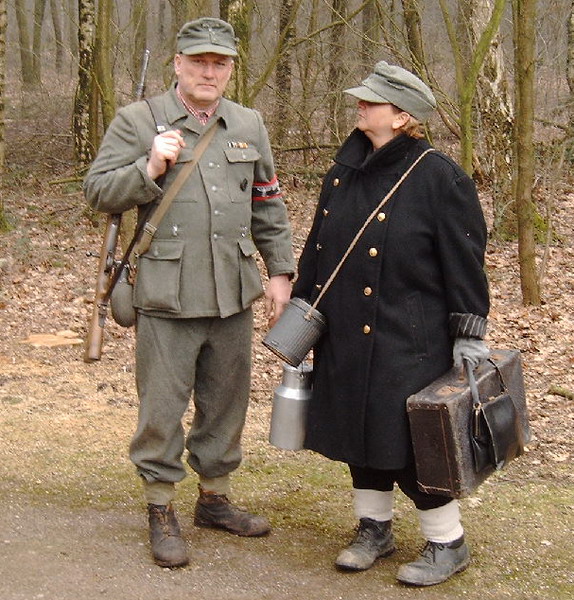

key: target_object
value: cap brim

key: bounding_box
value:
[344,85,389,103]
[180,43,238,57]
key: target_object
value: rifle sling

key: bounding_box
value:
[134,117,220,258]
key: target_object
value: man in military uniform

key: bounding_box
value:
[84,17,295,568]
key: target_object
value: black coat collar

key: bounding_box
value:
[335,130,422,172]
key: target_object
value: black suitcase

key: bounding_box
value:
[406,349,531,498]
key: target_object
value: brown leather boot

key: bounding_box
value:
[194,487,271,537]
[148,503,189,568]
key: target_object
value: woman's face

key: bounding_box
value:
[356,101,409,149]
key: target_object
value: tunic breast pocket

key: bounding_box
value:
[224,147,261,202]
[134,239,185,313]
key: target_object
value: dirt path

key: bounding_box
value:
[0,497,551,600]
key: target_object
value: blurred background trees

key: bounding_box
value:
[0,0,573,305]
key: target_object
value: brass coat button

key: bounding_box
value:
[369,248,378,257]
[363,325,371,334]
[377,212,386,222]
[364,287,372,296]
[333,178,340,186]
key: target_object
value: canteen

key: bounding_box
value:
[269,362,313,451]
[263,297,326,367]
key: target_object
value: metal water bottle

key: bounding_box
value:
[269,362,313,451]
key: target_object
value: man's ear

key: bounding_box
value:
[174,53,182,76]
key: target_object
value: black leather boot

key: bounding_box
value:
[396,536,470,586]
[335,517,396,571]
[194,487,270,537]
[148,503,189,568]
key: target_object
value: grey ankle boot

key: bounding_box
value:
[396,536,470,586]
[148,503,189,568]
[335,517,396,571]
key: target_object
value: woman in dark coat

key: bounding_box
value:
[292,61,490,586]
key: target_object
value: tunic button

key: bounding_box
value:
[315,284,323,290]
[208,162,215,168]
[333,178,340,186]
[363,287,372,296]
[363,325,371,334]
[369,248,378,257]
[316,243,322,251]
[211,185,218,192]
[323,208,329,216]
[213,233,219,240]
[377,212,386,222]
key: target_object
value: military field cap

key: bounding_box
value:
[176,17,238,57]
[344,61,436,122]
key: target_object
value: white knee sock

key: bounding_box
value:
[353,488,394,522]
[418,500,464,543]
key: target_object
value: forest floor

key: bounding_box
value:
[0,90,573,600]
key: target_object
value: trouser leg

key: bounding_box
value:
[130,314,200,485]
[185,309,253,480]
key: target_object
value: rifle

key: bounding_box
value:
[84,49,151,363]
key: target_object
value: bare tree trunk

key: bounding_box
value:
[438,0,505,175]
[0,0,5,190]
[15,0,35,87]
[131,0,148,97]
[157,0,166,52]
[273,0,296,142]
[298,0,320,164]
[49,0,65,73]
[472,0,514,238]
[73,0,96,167]
[513,0,541,305]
[171,0,210,37]
[226,0,254,106]
[361,0,379,70]
[402,0,425,75]
[94,0,116,132]
[32,0,48,84]
[328,0,348,143]
[67,0,79,62]
[568,0,574,129]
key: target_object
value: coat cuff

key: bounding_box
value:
[449,312,487,339]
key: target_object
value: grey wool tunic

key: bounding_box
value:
[292,132,489,470]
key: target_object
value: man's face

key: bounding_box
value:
[174,52,234,108]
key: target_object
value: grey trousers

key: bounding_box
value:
[130,309,253,484]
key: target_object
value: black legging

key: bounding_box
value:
[348,463,453,511]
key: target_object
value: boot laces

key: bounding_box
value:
[150,505,178,537]
[420,540,447,563]
[353,520,382,545]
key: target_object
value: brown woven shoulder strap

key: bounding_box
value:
[135,118,220,257]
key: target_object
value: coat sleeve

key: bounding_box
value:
[249,110,295,278]
[83,102,162,214]
[432,164,490,339]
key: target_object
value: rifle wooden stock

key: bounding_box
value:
[84,214,121,362]
[83,49,150,363]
